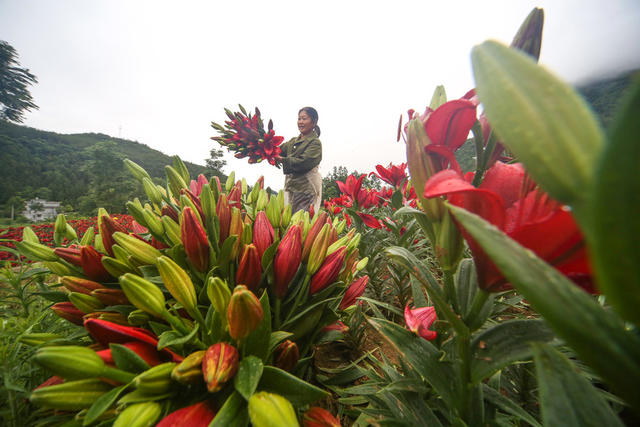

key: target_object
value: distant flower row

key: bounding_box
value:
[0,215,136,264]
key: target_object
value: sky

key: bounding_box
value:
[2,0,639,191]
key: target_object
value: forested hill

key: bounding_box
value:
[0,121,215,215]
[577,70,637,129]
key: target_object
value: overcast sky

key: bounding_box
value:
[2,0,639,191]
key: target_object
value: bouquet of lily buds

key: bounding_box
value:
[211,105,284,167]
[15,156,364,426]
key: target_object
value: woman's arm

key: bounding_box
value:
[282,139,322,175]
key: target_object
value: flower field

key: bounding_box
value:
[1,8,639,427]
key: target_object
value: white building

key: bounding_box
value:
[22,198,61,221]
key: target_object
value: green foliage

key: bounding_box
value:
[0,120,216,215]
[0,41,38,123]
[578,70,637,129]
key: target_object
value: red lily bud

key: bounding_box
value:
[236,244,262,291]
[51,302,84,325]
[273,340,299,372]
[90,288,129,305]
[84,319,183,363]
[80,246,112,282]
[303,407,342,427]
[228,184,242,208]
[302,212,328,263]
[253,211,274,261]
[339,275,369,310]
[202,342,239,393]
[310,247,347,295]
[257,176,264,190]
[99,214,129,256]
[61,276,103,295]
[96,341,163,367]
[181,207,210,272]
[53,247,82,266]
[161,205,180,223]
[156,400,217,427]
[273,224,302,298]
[227,285,264,340]
[217,194,231,245]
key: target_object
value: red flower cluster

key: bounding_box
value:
[211,106,284,166]
[0,215,136,265]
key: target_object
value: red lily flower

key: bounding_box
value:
[303,407,342,427]
[99,214,129,256]
[404,305,437,341]
[423,161,593,293]
[51,302,85,325]
[356,212,381,229]
[336,175,377,208]
[189,174,209,197]
[156,400,217,427]
[372,163,408,188]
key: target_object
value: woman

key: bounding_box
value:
[280,107,323,213]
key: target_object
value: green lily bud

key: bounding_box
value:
[44,261,75,277]
[256,190,268,211]
[30,378,111,410]
[307,224,331,275]
[133,362,177,394]
[180,194,202,223]
[207,277,231,324]
[54,214,68,246]
[79,226,95,246]
[203,342,239,393]
[112,232,162,265]
[15,240,58,262]
[281,204,292,229]
[166,165,188,198]
[290,210,304,227]
[127,309,151,326]
[225,171,236,192]
[429,84,447,109]
[22,226,40,243]
[434,209,464,273]
[326,235,349,256]
[161,216,182,247]
[200,183,216,220]
[124,158,152,182]
[241,177,248,195]
[248,392,299,427]
[227,285,264,340]
[142,209,164,238]
[172,155,191,184]
[300,212,311,240]
[119,273,166,318]
[510,7,544,61]
[69,292,104,313]
[334,218,346,234]
[126,200,148,226]
[276,190,285,212]
[101,256,136,277]
[157,256,198,318]
[172,350,205,384]
[33,346,105,379]
[141,178,161,206]
[346,232,361,253]
[266,197,281,229]
[355,257,369,271]
[113,401,162,427]
[249,180,261,203]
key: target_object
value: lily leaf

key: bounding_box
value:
[590,81,640,326]
[449,203,640,412]
[258,366,328,406]
[472,40,604,207]
[234,356,264,401]
[532,343,624,427]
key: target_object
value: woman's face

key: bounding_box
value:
[297,111,315,136]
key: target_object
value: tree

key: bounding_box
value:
[206,147,227,175]
[0,41,38,123]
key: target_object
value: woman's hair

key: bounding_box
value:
[299,106,321,136]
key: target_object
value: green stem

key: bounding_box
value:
[283,274,311,325]
[443,270,459,314]
[456,331,473,424]
[274,298,281,331]
[102,366,136,384]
